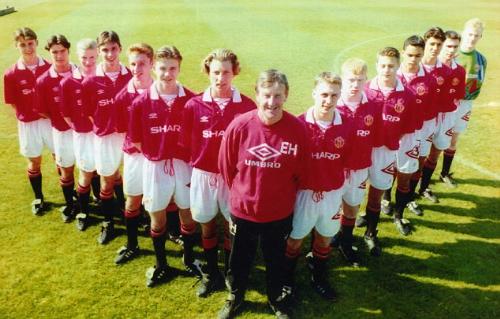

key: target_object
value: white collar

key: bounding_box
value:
[305,107,342,126]
[397,65,425,78]
[95,63,129,77]
[338,92,368,107]
[16,56,46,70]
[369,76,404,92]
[202,87,242,103]
[48,63,78,78]
[150,81,186,100]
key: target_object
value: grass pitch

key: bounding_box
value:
[0,1,499,318]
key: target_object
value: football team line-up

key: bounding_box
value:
[4,17,486,319]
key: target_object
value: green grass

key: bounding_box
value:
[0,1,499,318]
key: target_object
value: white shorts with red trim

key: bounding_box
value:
[52,128,75,168]
[73,131,96,173]
[17,118,54,158]
[290,188,343,239]
[124,152,145,196]
[94,132,124,177]
[419,118,439,157]
[368,146,397,191]
[142,158,191,213]
[342,168,368,206]
[397,132,420,174]
[190,168,230,223]
[433,111,456,150]
[452,100,472,134]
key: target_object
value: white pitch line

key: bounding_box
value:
[455,154,500,181]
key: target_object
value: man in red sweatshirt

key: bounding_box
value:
[218,70,308,319]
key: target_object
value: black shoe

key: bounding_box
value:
[145,265,174,288]
[363,231,381,257]
[168,234,184,246]
[381,199,393,216]
[355,214,367,228]
[269,297,292,319]
[440,173,457,188]
[197,271,225,297]
[97,221,114,245]
[420,188,439,203]
[115,246,140,265]
[406,201,423,216]
[31,198,45,216]
[60,206,75,223]
[218,293,243,319]
[75,213,89,231]
[394,218,411,236]
[183,258,203,278]
[310,274,337,301]
[338,242,361,268]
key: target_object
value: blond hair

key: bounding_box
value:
[464,18,485,33]
[76,38,97,55]
[314,72,341,88]
[202,48,240,75]
[341,58,367,76]
[255,69,289,94]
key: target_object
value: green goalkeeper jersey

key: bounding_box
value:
[457,49,487,100]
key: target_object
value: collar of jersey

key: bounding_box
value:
[16,56,46,70]
[369,77,405,92]
[95,63,129,77]
[305,106,342,126]
[49,62,78,78]
[150,81,186,100]
[202,87,242,103]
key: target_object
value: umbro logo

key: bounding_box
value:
[406,146,420,159]
[381,161,396,175]
[331,211,341,220]
[200,116,209,123]
[148,113,158,119]
[248,143,281,161]
[445,128,453,137]
[462,111,471,122]
[97,89,105,95]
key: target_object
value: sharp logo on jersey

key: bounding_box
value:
[148,113,158,119]
[445,128,453,137]
[150,124,181,134]
[97,89,105,95]
[381,161,396,175]
[20,80,27,85]
[462,111,471,122]
[382,114,400,122]
[437,76,444,86]
[394,99,405,113]
[248,143,282,161]
[200,116,209,123]
[452,77,460,86]
[357,130,370,137]
[450,88,456,94]
[52,86,59,92]
[22,88,33,95]
[416,83,426,96]
[98,98,114,106]
[364,115,374,126]
[406,146,419,159]
[311,152,340,160]
[334,137,345,148]
[203,130,225,138]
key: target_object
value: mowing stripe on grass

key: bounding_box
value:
[400,273,500,292]
[456,154,500,181]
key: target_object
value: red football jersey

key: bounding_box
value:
[441,59,466,113]
[422,60,452,118]
[180,88,256,173]
[3,57,51,122]
[60,68,93,133]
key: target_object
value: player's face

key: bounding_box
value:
[424,37,443,59]
[441,38,460,60]
[376,56,399,81]
[256,82,288,125]
[313,81,340,117]
[99,42,121,66]
[49,44,70,69]
[342,71,366,98]
[209,60,234,92]
[78,48,97,70]
[154,58,180,85]
[462,27,482,50]
[402,45,424,69]
[16,37,38,59]
[129,52,153,82]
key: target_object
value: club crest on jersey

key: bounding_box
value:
[416,83,426,96]
[405,146,420,159]
[52,86,59,92]
[20,80,27,85]
[394,99,405,113]
[148,113,158,119]
[334,137,345,148]
[437,76,444,86]
[462,111,471,122]
[364,115,374,126]
[248,143,281,161]
[452,77,460,86]
[200,116,209,123]
[381,161,396,175]
[76,89,81,94]
[97,89,105,95]
[77,99,82,106]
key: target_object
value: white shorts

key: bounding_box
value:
[433,111,456,150]
[143,158,191,213]
[290,189,343,239]
[124,152,145,196]
[17,118,54,158]
[94,132,124,177]
[52,128,75,168]
[190,168,230,223]
[342,168,368,207]
[396,132,420,174]
[369,146,397,191]
[73,131,96,173]
[452,100,472,134]
[418,118,438,157]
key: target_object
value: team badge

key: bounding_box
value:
[364,115,374,126]
[334,137,345,148]
[452,77,460,86]
[416,83,426,96]
[437,76,444,86]
[76,89,81,94]
[20,80,27,85]
[52,86,59,92]
[381,161,396,175]
[76,99,82,106]
[394,99,405,113]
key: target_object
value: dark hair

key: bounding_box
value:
[14,27,37,42]
[97,30,121,48]
[403,35,425,50]
[423,27,446,42]
[377,47,400,61]
[45,34,70,51]
[156,45,182,63]
[445,30,461,41]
